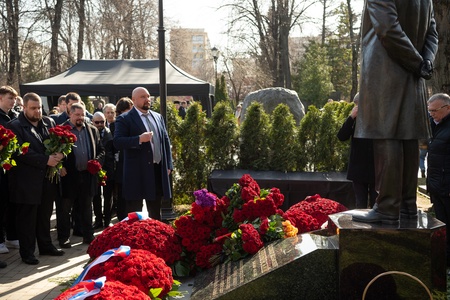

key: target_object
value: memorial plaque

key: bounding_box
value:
[191,232,339,300]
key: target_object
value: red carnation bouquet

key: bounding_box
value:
[0,125,29,171]
[173,174,295,273]
[43,124,76,182]
[55,279,150,300]
[283,194,348,232]
[87,159,107,186]
[84,249,175,298]
[173,175,349,274]
[87,218,182,265]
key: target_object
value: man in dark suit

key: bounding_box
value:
[113,87,173,220]
[92,112,115,228]
[58,103,104,247]
[8,92,65,265]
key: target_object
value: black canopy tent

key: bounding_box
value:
[20,59,214,116]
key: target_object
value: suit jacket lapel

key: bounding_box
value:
[85,123,96,159]
[130,107,147,133]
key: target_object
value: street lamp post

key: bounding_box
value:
[211,46,219,81]
[158,0,176,222]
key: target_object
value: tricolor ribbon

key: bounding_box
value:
[121,211,149,222]
[64,276,106,300]
[73,245,131,285]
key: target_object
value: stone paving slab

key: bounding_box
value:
[0,210,104,300]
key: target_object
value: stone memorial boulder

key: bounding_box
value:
[241,87,305,125]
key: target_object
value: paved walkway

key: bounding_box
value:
[0,209,110,300]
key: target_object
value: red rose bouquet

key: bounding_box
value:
[84,249,174,298]
[43,124,76,182]
[87,159,107,186]
[55,279,150,300]
[87,218,182,265]
[0,125,29,171]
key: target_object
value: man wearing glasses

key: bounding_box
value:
[91,112,115,228]
[426,93,450,267]
[352,0,438,224]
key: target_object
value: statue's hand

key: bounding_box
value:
[419,59,433,80]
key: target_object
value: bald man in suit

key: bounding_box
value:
[113,87,173,220]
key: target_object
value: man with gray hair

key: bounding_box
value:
[426,93,450,266]
[58,103,104,247]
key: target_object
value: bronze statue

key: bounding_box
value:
[352,0,438,224]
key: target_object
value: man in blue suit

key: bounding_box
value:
[113,87,173,221]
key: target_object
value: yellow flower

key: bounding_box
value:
[282,220,298,238]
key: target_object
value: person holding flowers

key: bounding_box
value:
[58,102,105,247]
[0,85,20,258]
[7,92,66,265]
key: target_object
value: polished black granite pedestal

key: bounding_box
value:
[190,210,446,300]
[329,210,447,300]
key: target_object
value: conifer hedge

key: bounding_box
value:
[153,99,353,205]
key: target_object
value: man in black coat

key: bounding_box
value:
[58,103,105,247]
[426,93,450,266]
[8,93,65,265]
[0,86,19,266]
[337,94,377,209]
[92,112,115,228]
[113,87,173,220]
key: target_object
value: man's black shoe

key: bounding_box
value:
[40,248,65,256]
[59,239,72,249]
[83,236,95,244]
[73,230,83,237]
[0,261,6,268]
[352,209,399,225]
[92,220,103,229]
[22,256,39,265]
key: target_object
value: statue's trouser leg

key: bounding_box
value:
[373,139,418,217]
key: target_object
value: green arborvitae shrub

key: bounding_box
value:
[268,103,298,172]
[297,101,354,172]
[205,101,239,170]
[297,105,322,171]
[174,102,208,204]
[315,103,344,171]
[239,102,270,170]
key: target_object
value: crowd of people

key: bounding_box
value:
[0,86,172,267]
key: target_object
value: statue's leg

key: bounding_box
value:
[401,139,419,217]
[373,139,402,218]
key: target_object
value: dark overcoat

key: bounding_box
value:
[354,0,438,140]
[113,107,173,201]
[7,113,55,204]
[427,115,450,196]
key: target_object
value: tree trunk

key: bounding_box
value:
[77,0,86,61]
[347,0,359,100]
[431,0,450,93]
[6,0,19,85]
[50,0,64,76]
